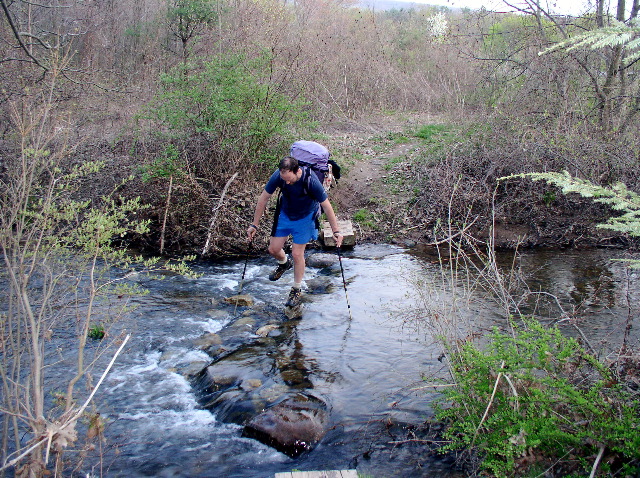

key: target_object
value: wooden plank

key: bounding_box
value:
[274,471,358,478]
[320,219,356,248]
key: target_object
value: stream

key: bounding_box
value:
[47,245,640,477]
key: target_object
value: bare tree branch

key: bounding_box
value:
[0,0,49,71]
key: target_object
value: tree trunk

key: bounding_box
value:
[160,175,173,254]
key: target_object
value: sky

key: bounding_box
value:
[389,0,593,16]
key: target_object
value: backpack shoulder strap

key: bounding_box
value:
[301,166,312,197]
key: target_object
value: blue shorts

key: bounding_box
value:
[273,210,318,244]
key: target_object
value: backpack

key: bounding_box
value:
[289,140,340,190]
[271,141,341,235]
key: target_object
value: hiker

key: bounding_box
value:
[247,156,343,308]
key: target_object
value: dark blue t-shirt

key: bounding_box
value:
[265,168,328,220]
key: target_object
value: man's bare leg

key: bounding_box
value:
[268,236,288,262]
[290,242,307,285]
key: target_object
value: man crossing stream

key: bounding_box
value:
[247,155,343,307]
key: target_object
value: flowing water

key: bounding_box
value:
[13,245,640,477]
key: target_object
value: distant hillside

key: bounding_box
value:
[355,0,459,11]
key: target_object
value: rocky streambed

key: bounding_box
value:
[189,253,345,457]
[80,244,639,478]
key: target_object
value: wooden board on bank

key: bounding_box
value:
[320,219,355,248]
[275,470,358,478]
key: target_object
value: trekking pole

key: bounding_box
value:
[238,239,252,295]
[233,239,253,316]
[337,247,353,322]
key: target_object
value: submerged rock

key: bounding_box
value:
[256,324,280,337]
[195,345,274,423]
[242,393,329,457]
[284,303,304,319]
[231,316,256,328]
[305,277,334,295]
[194,332,222,349]
[223,294,254,307]
[191,288,330,456]
[179,361,210,378]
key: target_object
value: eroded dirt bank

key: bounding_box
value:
[69,113,634,257]
[317,114,632,252]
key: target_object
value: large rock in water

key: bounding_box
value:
[305,252,339,268]
[284,303,304,319]
[242,393,328,457]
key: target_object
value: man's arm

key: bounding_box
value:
[247,190,272,240]
[320,198,343,247]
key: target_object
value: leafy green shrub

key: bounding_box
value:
[435,318,640,477]
[138,143,184,182]
[88,324,106,340]
[542,189,556,206]
[143,52,314,167]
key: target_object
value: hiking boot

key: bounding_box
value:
[285,287,302,308]
[268,257,292,281]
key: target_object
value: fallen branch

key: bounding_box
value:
[427,215,479,246]
[388,439,449,444]
[1,334,130,472]
[589,445,606,478]
[472,360,505,447]
[411,383,457,390]
[202,172,238,256]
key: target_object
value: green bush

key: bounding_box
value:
[88,324,106,340]
[435,318,640,477]
[143,52,314,166]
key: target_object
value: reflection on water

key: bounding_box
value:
[8,244,638,477]
[514,249,640,351]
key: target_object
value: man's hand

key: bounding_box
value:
[247,224,258,241]
[334,232,344,248]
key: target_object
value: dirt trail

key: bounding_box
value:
[320,113,436,245]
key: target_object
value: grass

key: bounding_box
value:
[383,156,406,171]
[353,208,377,229]
[414,124,452,141]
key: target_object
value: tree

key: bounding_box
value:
[506,0,640,133]
[0,0,54,71]
[0,56,192,477]
[541,17,640,133]
[167,0,218,64]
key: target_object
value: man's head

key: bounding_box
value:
[279,156,301,185]
[279,156,299,174]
